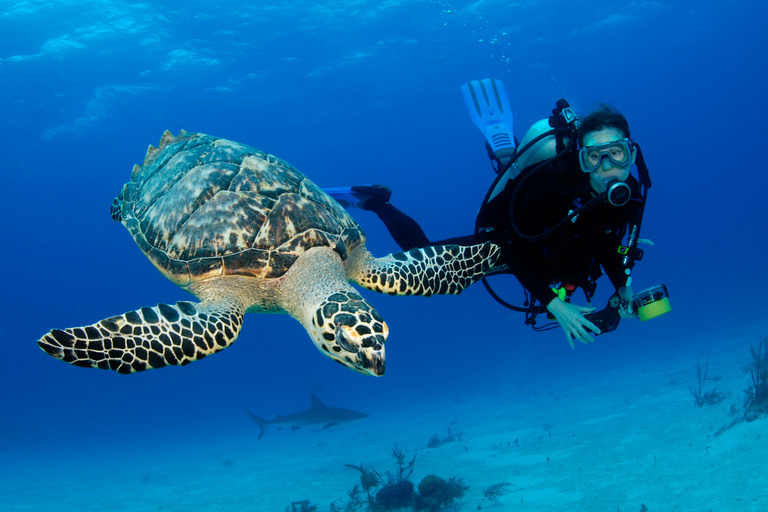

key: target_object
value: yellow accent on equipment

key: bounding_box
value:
[632,284,671,321]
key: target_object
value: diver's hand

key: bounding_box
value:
[546,297,600,348]
[617,286,635,319]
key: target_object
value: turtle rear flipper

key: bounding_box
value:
[352,242,500,296]
[37,300,244,374]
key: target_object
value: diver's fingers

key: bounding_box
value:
[552,301,598,348]
[568,317,598,346]
[565,331,575,349]
[618,301,635,319]
[566,324,592,347]
[581,316,601,336]
[574,328,595,345]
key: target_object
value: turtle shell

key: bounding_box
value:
[112,131,364,287]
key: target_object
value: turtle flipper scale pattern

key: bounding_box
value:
[37,300,244,374]
[355,242,500,296]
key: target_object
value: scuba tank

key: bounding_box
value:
[513,118,572,175]
[481,98,580,230]
[485,118,573,204]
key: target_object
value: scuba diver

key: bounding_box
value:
[327,79,669,347]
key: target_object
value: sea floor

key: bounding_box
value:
[3,325,767,512]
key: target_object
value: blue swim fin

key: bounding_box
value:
[462,78,516,161]
[324,185,391,209]
[324,186,365,208]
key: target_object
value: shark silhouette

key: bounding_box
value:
[244,394,369,439]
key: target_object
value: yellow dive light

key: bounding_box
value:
[632,284,671,321]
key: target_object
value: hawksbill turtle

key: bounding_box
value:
[37,131,499,376]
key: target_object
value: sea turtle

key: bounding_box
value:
[37,131,499,376]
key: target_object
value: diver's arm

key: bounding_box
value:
[601,246,635,318]
[369,202,431,251]
[512,243,603,344]
[511,256,558,306]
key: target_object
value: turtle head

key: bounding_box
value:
[308,290,388,376]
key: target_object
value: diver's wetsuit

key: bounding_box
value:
[365,156,642,306]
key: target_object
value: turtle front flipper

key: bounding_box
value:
[351,242,500,296]
[37,300,245,374]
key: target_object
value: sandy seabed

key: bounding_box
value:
[3,325,767,512]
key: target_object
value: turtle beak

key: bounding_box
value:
[336,327,386,377]
[358,350,385,376]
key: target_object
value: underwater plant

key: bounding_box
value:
[287,500,318,512]
[713,337,768,435]
[374,479,415,510]
[689,350,724,407]
[426,434,442,449]
[371,448,417,510]
[427,421,465,448]
[413,474,469,511]
[338,447,470,511]
[476,482,512,509]
[330,484,368,512]
[389,447,417,484]
[339,449,417,511]
[744,336,768,419]
[345,463,381,493]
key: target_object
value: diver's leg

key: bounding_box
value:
[325,185,434,251]
[353,187,486,251]
[364,200,431,251]
[430,234,482,246]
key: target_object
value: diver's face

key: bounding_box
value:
[581,127,634,193]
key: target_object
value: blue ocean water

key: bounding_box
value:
[1,1,767,510]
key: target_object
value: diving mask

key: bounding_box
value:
[579,138,634,173]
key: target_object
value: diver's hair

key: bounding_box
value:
[578,104,631,145]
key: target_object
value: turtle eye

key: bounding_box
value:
[335,327,359,354]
